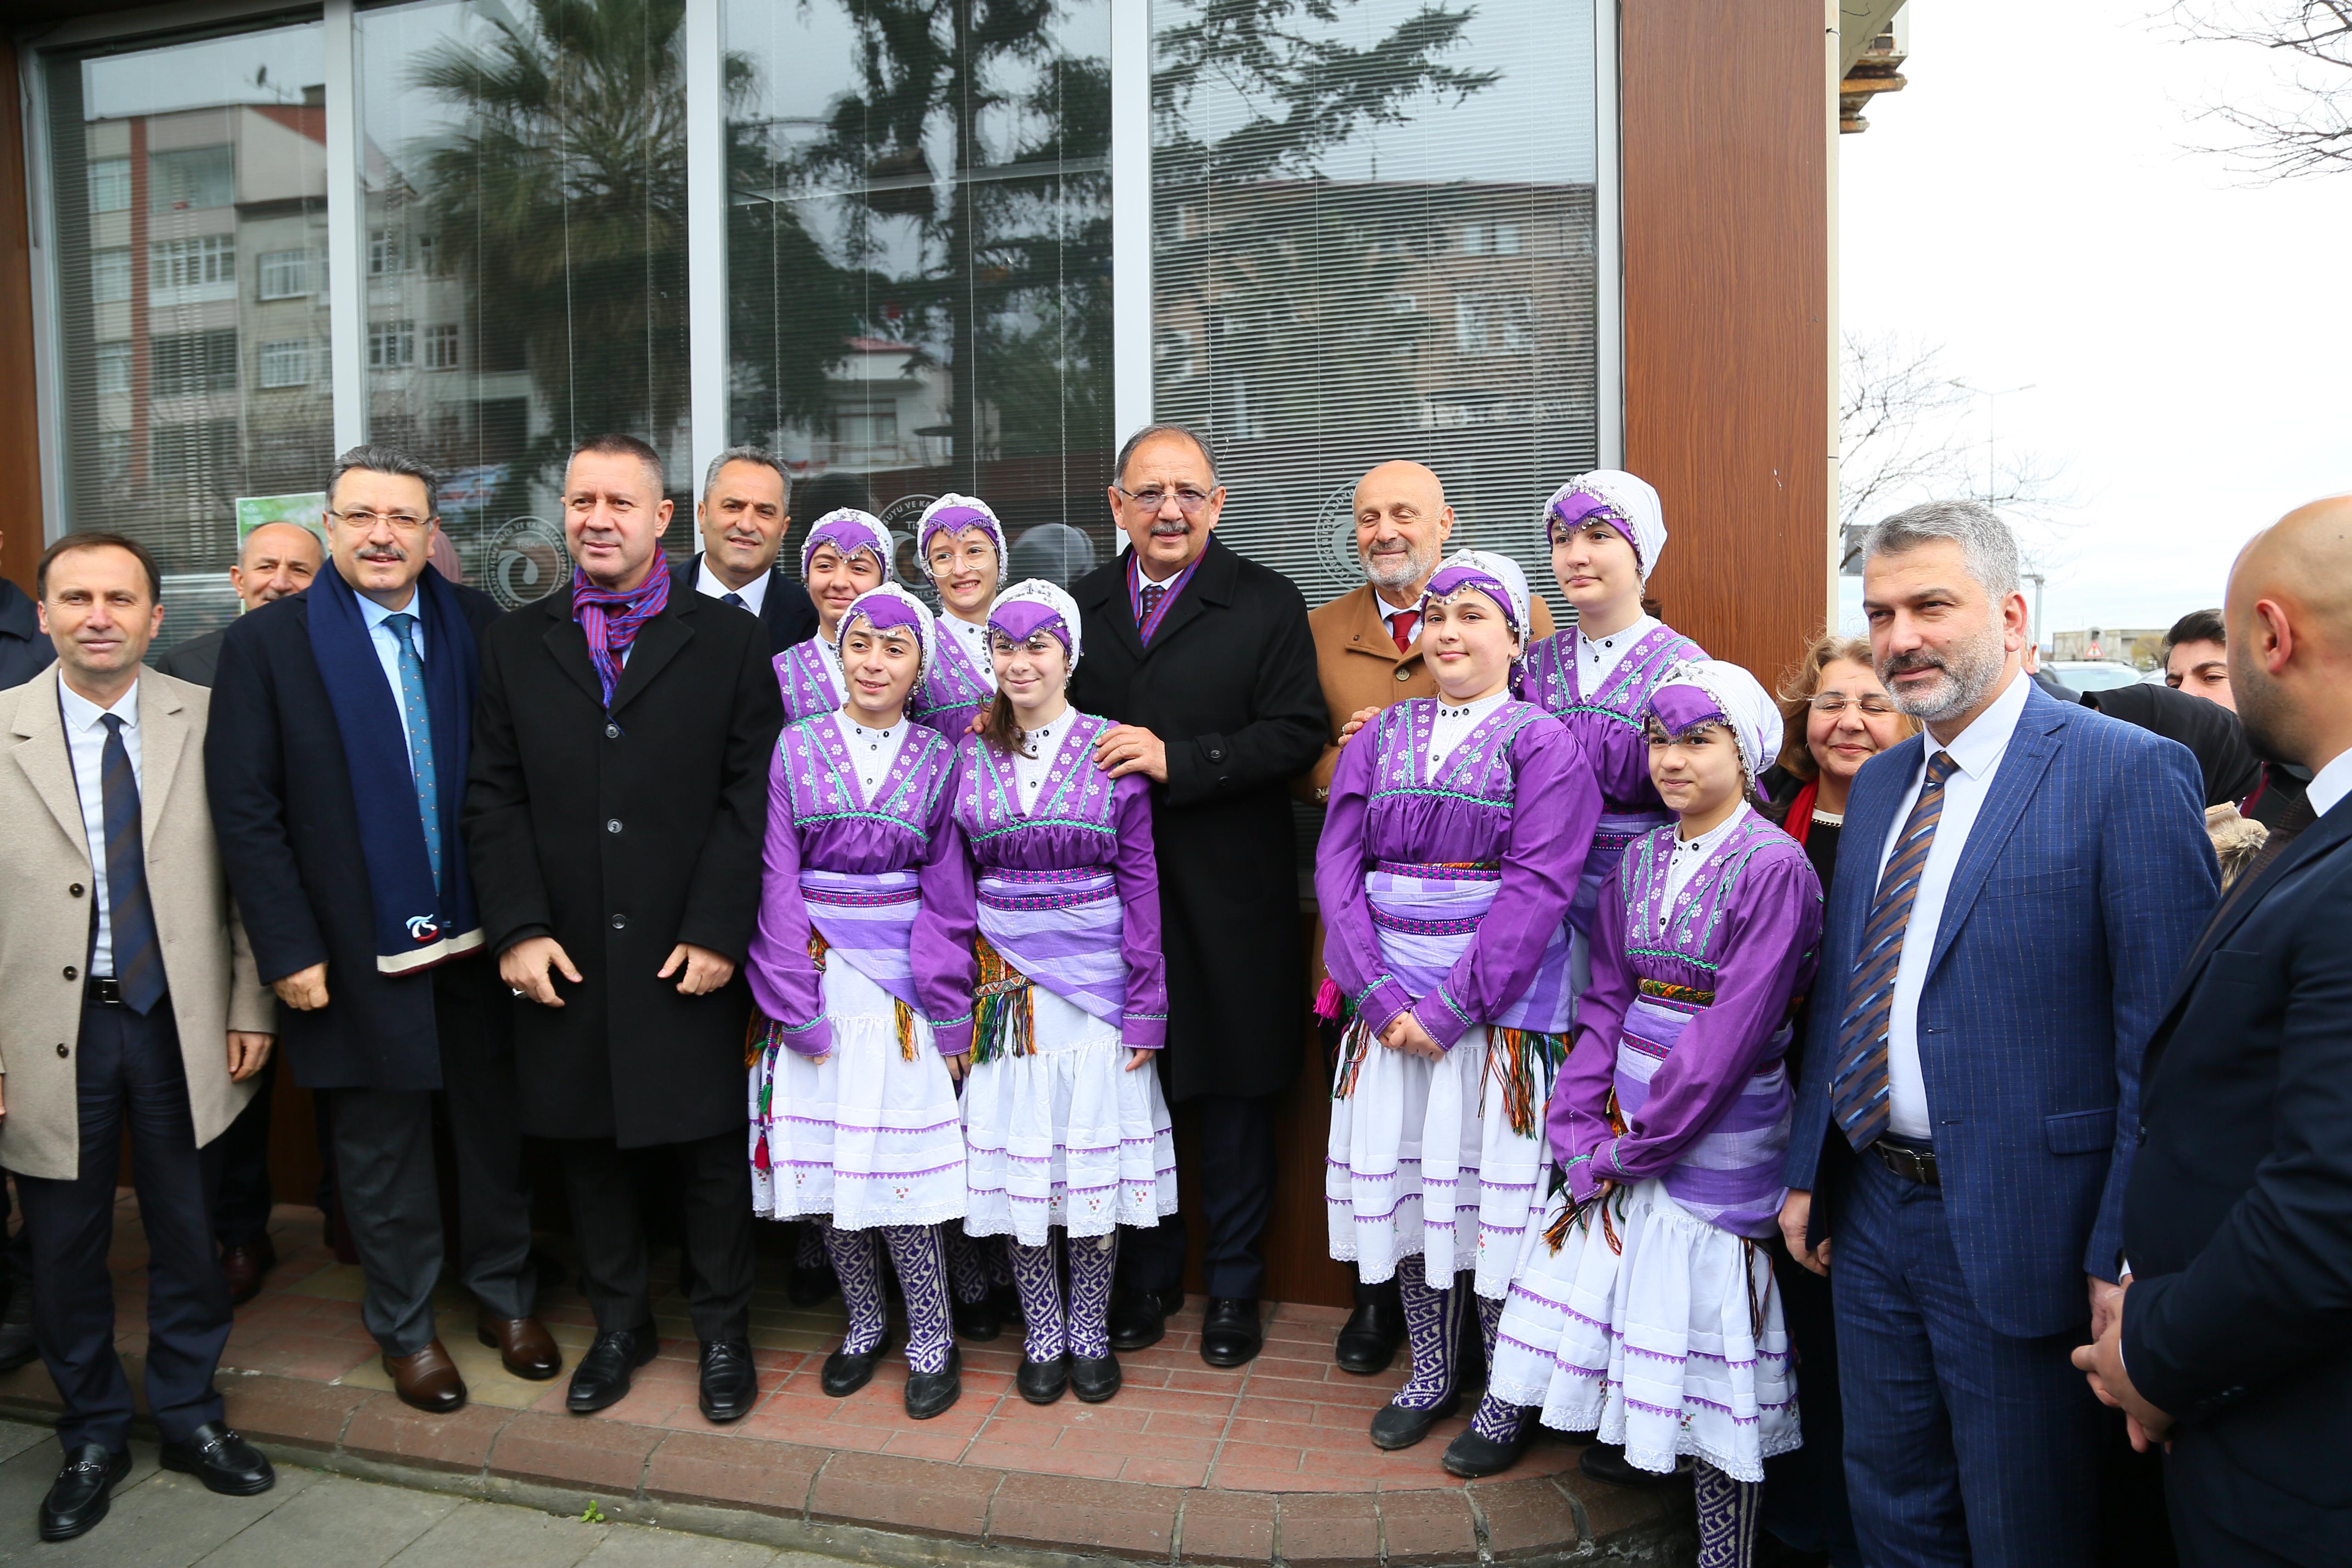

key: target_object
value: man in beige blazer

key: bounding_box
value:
[0,533,278,1542]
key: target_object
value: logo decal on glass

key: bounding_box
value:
[488,515,569,609]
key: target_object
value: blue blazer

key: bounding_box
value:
[1785,680,2218,1338]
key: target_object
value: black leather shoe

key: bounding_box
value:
[1334,1284,1404,1376]
[698,1338,758,1423]
[1442,1421,1531,1478]
[159,1421,276,1496]
[821,1338,888,1397]
[1370,1391,1459,1450]
[566,1324,658,1414]
[0,1280,36,1374]
[39,1444,130,1542]
[904,1347,961,1420]
[1017,1354,1068,1404]
[1070,1351,1122,1404]
[1199,1297,1263,1368]
[951,1293,1003,1342]
[1579,1442,1687,1488]
[788,1255,839,1309]
[1107,1285,1184,1352]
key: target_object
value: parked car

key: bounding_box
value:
[2046,659,2146,694]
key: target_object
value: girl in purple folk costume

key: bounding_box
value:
[774,508,892,723]
[1476,660,1823,1568]
[1317,550,1601,1456]
[910,494,1008,739]
[1518,472,1706,993]
[940,581,1177,1406]
[746,584,981,1421]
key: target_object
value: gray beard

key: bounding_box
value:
[1883,628,2005,726]
[1363,547,1434,595]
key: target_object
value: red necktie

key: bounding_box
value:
[1391,610,1419,653]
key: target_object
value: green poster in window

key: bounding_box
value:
[234,492,327,546]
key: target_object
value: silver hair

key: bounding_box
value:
[701,445,791,509]
[1113,423,1220,488]
[1861,499,2021,602]
[328,443,439,517]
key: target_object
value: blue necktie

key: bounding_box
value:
[384,612,441,893]
[722,591,746,610]
[99,713,165,1015]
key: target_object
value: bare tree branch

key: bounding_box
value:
[2171,1,2352,179]
[1838,332,2074,532]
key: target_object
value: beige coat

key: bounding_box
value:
[0,667,272,1179]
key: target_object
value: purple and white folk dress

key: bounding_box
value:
[1487,806,1822,1482]
[911,614,996,739]
[773,636,847,725]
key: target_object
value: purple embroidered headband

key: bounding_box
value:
[916,493,1008,568]
[800,508,893,579]
[1649,683,1726,738]
[987,579,1085,672]
[1418,564,1521,638]
[838,582,937,682]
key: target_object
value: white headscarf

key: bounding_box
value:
[1652,659,1783,787]
[838,582,937,688]
[800,508,895,581]
[1542,469,1668,582]
[915,493,1010,577]
[987,578,1084,674]
[1416,548,1533,644]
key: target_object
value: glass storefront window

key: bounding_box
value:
[42,22,332,652]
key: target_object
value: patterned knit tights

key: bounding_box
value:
[1065,1231,1119,1359]
[883,1224,956,1375]
[818,1219,886,1356]
[1010,1239,1066,1361]
[1693,1461,1763,1568]
[1392,1253,1468,1410]
[945,1227,995,1306]
[1466,1290,1528,1442]
[795,1222,829,1272]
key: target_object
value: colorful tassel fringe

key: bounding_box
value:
[807,928,918,1061]
[970,935,1035,1065]
[1487,1027,1569,1138]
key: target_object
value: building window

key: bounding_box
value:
[92,431,131,485]
[152,330,240,395]
[1459,221,1523,256]
[94,341,131,395]
[91,248,131,304]
[258,249,311,299]
[831,405,899,450]
[151,235,237,291]
[369,320,416,369]
[150,418,241,484]
[87,158,130,213]
[424,324,460,370]
[416,233,442,276]
[1454,293,1534,354]
[148,145,233,212]
[368,228,402,276]
[259,339,311,388]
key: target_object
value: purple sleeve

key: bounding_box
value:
[1412,721,1599,1049]
[1111,774,1169,1049]
[1312,710,1410,1038]
[913,754,979,1056]
[1584,851,1824,1190]
[1554,874,1634,1190]
[746,745,831,1056]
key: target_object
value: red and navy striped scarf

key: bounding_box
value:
[1128,550,1203,645]
[571,563,670,710]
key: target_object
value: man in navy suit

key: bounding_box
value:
[1781,500,2217,1566]
[667,447,817,653]
[2075,496,2352,1564]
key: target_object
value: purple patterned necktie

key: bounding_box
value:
[1829,751,1959,1149]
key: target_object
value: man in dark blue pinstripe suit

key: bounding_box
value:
[1780,501,2218,1567]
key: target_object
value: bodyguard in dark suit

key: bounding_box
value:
[207,447,553,1414]
[2076,498,2352,1565]
[465,434,782,1423]
[1067,424,1328,1367]
[667,446,817,653]
[1781,502,2216,1568]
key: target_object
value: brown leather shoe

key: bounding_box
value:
[219,1237,277,1308]
[383,1340,468,1413]
[477,1314,563,1381]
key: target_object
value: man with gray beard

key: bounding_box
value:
[1778,500,2216,1567]
[1296,460,1553,1373]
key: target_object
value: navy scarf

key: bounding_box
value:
[307,563,483,973]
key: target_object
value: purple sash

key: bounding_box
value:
[775,638,843,724]
[1364,863,1572,1033]
[976,867,1127,1025]
[1613,995,1791,1238]
[803,868,923,1010]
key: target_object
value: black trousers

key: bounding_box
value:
[211,1057,275,1248]
[1121,1092,1276,1300]
[560,1129,753,1342]
[325,959,535,1356]
[15,1001,228,1451]
[2164,1424,2344,1568]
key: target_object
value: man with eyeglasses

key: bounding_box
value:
[206,445,555,1416]
[1067,424,1328,1368]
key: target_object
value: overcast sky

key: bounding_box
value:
[1838,0,2352,639]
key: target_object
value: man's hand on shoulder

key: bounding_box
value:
[1095,723,1168,783]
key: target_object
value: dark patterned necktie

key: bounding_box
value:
[1828,750,1958,1149]
[100,713,165,1015]
[1137,581,1165,639]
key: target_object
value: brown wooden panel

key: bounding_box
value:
[1622,0,1833,675]
[0,40,42,594]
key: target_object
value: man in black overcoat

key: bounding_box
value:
[2076,496,2352,1565]
[667,445,818,654]
[206,446,549,1414]
[1068,424,1327,1368]
[464,434,782,1424]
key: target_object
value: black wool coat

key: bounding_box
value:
[464,584,783,1148]
[204,580,505,1091]
[1068,533,1328,1101]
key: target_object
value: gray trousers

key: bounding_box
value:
[327,959,535,1357]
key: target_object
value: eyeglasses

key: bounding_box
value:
[1810,694,1897,716]
[328,508,430,531]
[1114,484,1216,515]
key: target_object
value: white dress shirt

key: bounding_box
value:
[1379,596,1421,648]
[1008,707,1071,810]
[1872,670,2034,1140]
[2306,746,2352,819]
[357,589,426,780]
[833,711,912,801]
[696,556,769,617]
[1428,690,1510,772]
[939,613,995,685]
[1577,613,1661,690]
[1660,803,1752,935]
[58,678,142,978]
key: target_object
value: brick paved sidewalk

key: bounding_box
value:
[0,1201,1690,1566]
